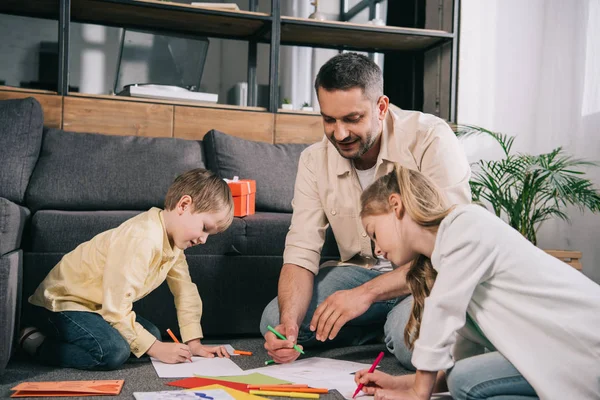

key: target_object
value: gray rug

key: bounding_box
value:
[1,338,412,399]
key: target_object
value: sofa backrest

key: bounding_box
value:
[0,97,44,204]
[203,130,310,213]
[26,129,205,212]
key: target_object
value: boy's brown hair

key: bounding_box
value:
[164,168,234,232]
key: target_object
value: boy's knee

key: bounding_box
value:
[259,297,280,336]
[95,340,131,371]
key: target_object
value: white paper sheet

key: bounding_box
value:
[151,357,243,378]
[244,357,375,399]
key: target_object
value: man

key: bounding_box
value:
[260,53,471,369]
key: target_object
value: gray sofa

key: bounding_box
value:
[0,97,339,374]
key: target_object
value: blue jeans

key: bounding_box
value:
[447,351,538,400]
[33,307,161,370]
[260,265,415,369]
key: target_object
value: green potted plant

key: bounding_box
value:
[301,102,313,112]
[281,98,293,110]
[455,125,600,268]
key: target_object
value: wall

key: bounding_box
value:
[458,0,600,283]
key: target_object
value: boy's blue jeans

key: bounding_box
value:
[33,307,161,370]
[447,351,538,400]
[260,265,415,369]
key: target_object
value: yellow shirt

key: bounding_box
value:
[283,104,472,274]
[29,207,203,357]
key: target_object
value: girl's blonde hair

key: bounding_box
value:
[360,164,452,349]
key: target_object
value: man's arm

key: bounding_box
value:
[278,263,315,327]
[310,263,410,341]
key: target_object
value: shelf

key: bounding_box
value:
[69,92,267,112]
[277,108,320,116]
[0,0,272,41]
[279,17,453,52]
[0,86,58,95]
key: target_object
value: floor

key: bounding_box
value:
[1,337,422,399]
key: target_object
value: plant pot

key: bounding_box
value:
[301,106,313,111]
[544,249,582,271]
[281,104,293,110]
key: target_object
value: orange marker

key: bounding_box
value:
[166,328,192,363]
[166,328,180,343]
[234,350,253,356]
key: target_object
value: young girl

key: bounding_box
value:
[22,169,234,370]
[355,164,600,400]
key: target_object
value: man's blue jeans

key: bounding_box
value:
[447,351,538,400]
[260,265,415,369]
[33,307,161,370]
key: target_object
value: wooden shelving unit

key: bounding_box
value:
[0,0,460,119]
[279,17,452,52]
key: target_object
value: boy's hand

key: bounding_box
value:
[147,341,192,364]
[187,339,230,358]
[354,370,414,395]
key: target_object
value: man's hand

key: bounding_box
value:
[263,322,304,364]
[354,370,414,395]
[147,340,192,364]
[310,288,373,341]
[187,339,230,358]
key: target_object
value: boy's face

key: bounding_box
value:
[362,212,417,267]
[170,198,229,250]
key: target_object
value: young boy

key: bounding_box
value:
[21,168,234,370]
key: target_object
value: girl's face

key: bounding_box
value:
[362,209,418,267]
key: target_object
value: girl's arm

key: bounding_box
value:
[413,370,437,399]
[413,209,495,372]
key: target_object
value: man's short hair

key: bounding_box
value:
[314,52,383,101]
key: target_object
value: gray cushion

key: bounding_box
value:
[30,210,245,256]
[242,212,340,257]
[0,198,30,256]
[0,98,44,204]
[203,130,309,213]
[0,250,22,373]
[26,129,205,212]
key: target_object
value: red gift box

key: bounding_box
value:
[226,177,256,217]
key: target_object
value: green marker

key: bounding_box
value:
[265,359,276,365]
[267,325,305,354]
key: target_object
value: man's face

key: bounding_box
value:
[318,87,383,160]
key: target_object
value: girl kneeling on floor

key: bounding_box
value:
[355,164,600,400]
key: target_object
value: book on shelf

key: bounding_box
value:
[190,2,240,11]
[120,84,218,103]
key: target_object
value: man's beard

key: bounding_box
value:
[332,131,377,160]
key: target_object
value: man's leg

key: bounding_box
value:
[446,351,538,400]
[261,266,396,348]
[35,310,131,371]
[383,294,414,370]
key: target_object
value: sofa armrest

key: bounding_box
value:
[0,197,30,257]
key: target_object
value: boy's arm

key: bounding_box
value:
[166,254,203,343]
[100,237,158,357]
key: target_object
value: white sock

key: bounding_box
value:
[20,327,46,356]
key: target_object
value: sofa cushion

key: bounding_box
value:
[0,250,22,373]
[0,198,30,256]
[203,130,309,213]
[0,98,44,204]
[30,210,245,256]
[242,212,340,258]
[26,129,205,212]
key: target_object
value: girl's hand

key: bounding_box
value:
[354,370,414,395]
[147,341,192,364]
[375,388,426,400]
[187,339,230,358]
